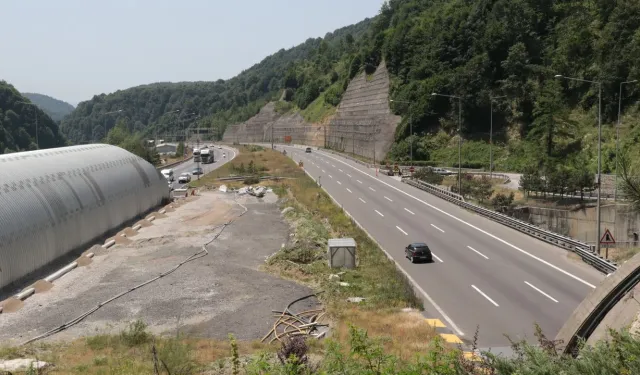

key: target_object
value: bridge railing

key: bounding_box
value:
[401,177,619,275]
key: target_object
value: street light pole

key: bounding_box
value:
[18,101,39,148]
[100,109,123,142]
[555,75,603,254]
[432,93,463,194]
[615,80,637,202]
[389,99,413,166]
[489,95,507,179]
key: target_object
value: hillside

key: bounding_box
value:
[59,18,374,144]
[0,81,67,153]
[63,0,640,177]
[23,92,75,122]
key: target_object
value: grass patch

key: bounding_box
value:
[606,247,640,263]
[190,145,300,188]
[300,91,337,123]
[0,320,273,374]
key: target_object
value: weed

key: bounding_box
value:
[229,334,240,375]
[120,320,151,347]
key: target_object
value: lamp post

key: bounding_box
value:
[432,93,463,194]
[17,101,39,149]
[490,95,507,179]
[98,109,123,142]
[555,74,602,254]
[615,80,637,202]
[390,99,413,166]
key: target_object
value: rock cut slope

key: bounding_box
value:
[223,61,400,160]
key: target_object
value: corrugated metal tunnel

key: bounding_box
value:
[0,144,170,290]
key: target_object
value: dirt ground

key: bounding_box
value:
[0,191,318,346]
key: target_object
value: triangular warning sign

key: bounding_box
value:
[600,229,616,245]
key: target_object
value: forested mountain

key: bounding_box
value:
[0,81,67,154]
[23,93,75,122]
[59,18,374,144]
[62,0,640,174]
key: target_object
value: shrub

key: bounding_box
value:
[243,176,260,185]
[413,167,444,185]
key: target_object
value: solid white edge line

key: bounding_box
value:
[375,209,384,217]
[467,246,489,260]
[346,188,352,193]
[317,150,598,289]
[296,160,465,336]
[472,285,499,307]
[359,198,366,203]
[396,226,408,235]
[525,281,559,303]
[405,208,415,215]
[385,196,393,202]
[431,224,445,233]
[431,253,444,263]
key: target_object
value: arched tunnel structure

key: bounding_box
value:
[556,251,640,356]
[0,144,170,291]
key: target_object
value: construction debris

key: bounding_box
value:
[347,297,365,303]
[219,184,228,193]
[261,293,328,344]
[247,186,266,198]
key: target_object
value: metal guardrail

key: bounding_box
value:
[402,177,619,274]
[156,155,194,170]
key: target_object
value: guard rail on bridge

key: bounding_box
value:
[156,155,194,170]
[402,177,618,275]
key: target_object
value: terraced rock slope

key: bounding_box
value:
[223,62,400,159]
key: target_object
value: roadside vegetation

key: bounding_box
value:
[2,145,640,373]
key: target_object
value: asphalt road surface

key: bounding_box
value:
[280,145,604,348]
[166,145,235,188]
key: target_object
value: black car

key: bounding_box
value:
[405,242,433,263]
[192,167,204,175]
[305,147,312,153]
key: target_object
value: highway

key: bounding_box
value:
[165,145,235,189]
[280,145,605,348]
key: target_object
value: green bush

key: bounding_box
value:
[243,176,260,185]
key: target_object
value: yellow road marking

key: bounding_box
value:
[425,318,446,328]
[439,333,463,344]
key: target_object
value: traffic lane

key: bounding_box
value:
[305,148,604,286]
[170,147,235,186]
[302,156,571,345]
[350,174,596,307]
[296,151,535,345]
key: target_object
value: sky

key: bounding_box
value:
[1,0,382,106]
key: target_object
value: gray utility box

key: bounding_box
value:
[328,238,357,269]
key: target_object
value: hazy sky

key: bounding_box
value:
[1,0,382,106]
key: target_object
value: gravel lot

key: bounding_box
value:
[0,191,317,345]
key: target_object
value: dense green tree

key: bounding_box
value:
[0,81,67,154]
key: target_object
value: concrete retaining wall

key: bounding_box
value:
[222,61,400,156]
[326,60,400,161]
[513,204,640,247]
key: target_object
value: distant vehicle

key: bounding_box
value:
[192,167,204,175]
[217,146,222,149]
[305,147,312,153]
[178,173,191,184]
[430,167,452,175]
[193,148,201,162]
[200,148,214,164]
[222,152,226,158]
[405,242,432,263]
[161,168,174,182]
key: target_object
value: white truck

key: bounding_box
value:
[193,148,201,162]
[200,148,214,164]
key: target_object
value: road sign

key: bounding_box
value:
[409,166,415,173]
[600,228,615,245]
